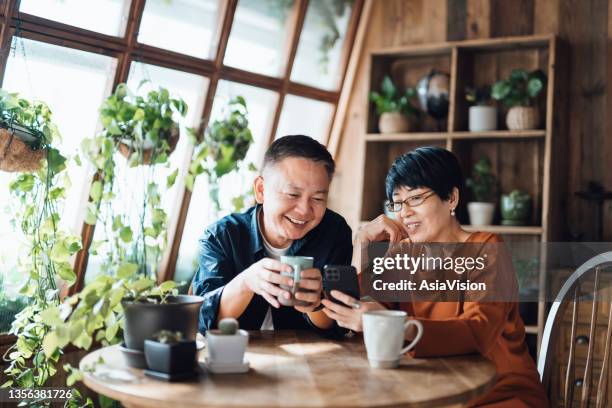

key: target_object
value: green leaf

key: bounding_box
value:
[119,226,133,243]
[57,262,77,284]
[90,181,102,201]
[527,78,544,98]
[166,168,178,188]
[42,332,59,358]
[40,306,63,326]
[47,148,67,173]
[73,331,93,350]
[117,263,138,279]
[158,280,177,293]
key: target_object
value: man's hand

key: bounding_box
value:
[293,268,323,313]
[241,258,294,308]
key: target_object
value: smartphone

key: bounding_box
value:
[322,265,360,305]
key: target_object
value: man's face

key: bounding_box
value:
[254,157,331,248]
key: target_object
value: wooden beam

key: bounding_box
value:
[0,0,18,84]
[329,0,373,157]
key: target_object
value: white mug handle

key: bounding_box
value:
[400,319,423,354]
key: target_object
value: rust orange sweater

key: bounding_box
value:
[385,232,548,407]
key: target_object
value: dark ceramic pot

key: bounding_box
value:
[122,295,203,351]
[144,339,197,374]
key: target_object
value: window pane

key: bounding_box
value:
[138,0,220,59]
[174,81,277,287]
[19,0,130,37]
[85,63,208,282]
[224,0,295,76]
[1,38,116,332]
[290,0,354,90]
[276,95,334,144]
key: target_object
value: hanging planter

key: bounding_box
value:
[0,128,45,172]
[98,83,187,167]
[118,125,180,164]
[0,90,60,173]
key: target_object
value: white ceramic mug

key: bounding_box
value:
[362,310,424,368]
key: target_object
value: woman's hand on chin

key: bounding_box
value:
[321,290,386,332]
[356,214,410,244]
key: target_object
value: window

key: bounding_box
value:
[224,0,295,76]
[276,94,334,143]
[19,0,131,37]
[0,37,116,331]
[291,0,355,90]
[138,0,221,59]
[174,80,277,285]
[85,63,208,282]
[0,1,362,322]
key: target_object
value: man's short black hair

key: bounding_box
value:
[263,135,335,178]
[385,146,464,201]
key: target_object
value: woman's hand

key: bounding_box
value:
[357,214,409,244]
[321,290,386,332]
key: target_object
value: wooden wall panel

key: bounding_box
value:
[330,0,612,242]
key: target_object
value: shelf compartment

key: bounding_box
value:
[462,225,544,235]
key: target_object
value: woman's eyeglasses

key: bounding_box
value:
[385,190,435,212]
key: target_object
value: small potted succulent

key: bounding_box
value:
[205,318,249,370]
[144,330,197,378]
[491,69,547,130]
[369,75,418,133]
[0,89,61,172]
[465,85,496,131]
[466,157,497,226]
[501,189,531,226]
[99,82,187,165]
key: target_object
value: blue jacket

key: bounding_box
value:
[192,204,352,335]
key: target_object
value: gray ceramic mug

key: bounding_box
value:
[279,255,314,307]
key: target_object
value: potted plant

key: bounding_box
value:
[466,157,497,226]
[0,89,61,172]
[144,330,197,379]
[369,75,418,133]
[465,85,496,131]
[205,317,249,373]
[98,82,187,165]
[491,69,547,130]
[187,96,255,215]
[501,189,531,226]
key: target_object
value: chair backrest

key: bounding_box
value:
[538,251,612,407]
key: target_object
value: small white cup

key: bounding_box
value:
[206,329,249,365]
[362,310,423,368]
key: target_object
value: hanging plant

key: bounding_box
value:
[187,96,255,214]
[0,89,61,172]
[98,82,187,166]
[0,108,85,397]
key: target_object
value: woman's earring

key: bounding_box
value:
[451,208,456,217]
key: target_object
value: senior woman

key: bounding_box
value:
[322,146,547,407]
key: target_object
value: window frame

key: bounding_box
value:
[0,0,364,302]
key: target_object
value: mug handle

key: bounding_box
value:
[292,264,301,293]
[400,319,423,354]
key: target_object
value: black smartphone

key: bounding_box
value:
[322,265,360,305]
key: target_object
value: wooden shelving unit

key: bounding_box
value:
[357,34,565,357]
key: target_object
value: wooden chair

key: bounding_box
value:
[538,251,612,407]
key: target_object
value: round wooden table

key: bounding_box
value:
[80,330,496,408]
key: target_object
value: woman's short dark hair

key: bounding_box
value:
[385,146,463,201]
[263,135,335,178]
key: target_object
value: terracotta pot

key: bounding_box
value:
[506,106,539,130]
[378,112,409,134]
[118,125,180,165]
[0,128,45,173]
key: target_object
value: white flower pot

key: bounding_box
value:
[506,106,539,130]
[468,106,497,131]
[467,202,495,226]
[206,329,249,364]
[378,112,409,133]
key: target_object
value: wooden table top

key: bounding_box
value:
[80,330,496,408]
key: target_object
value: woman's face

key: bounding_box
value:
[392,185,456,242]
